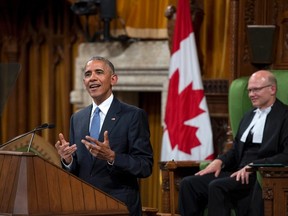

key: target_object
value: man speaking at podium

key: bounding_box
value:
[55,56,153,216]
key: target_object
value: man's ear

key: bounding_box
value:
[111,74,118,86]
[271,85,277,95]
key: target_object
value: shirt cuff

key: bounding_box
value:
[61,157,73,169]
[107,160,114,166]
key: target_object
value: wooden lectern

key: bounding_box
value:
[0,151,129,216]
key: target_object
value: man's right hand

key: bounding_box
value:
[195,159,223,177]
[55,133,77,164]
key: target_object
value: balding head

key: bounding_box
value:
[249,70,277,87]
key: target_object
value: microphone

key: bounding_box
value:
[33,123,55,131]
[27,123,55,152]
[0,123,55,150]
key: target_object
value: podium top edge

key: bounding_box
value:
[0,150,35,156]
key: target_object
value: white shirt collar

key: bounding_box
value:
[240,105,272,143]
[91,94,114,115]
[254,105,272,116]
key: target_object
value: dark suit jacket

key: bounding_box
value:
[67,97,153,216]
[219,98,288,170]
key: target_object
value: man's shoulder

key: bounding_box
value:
[72,105,92,117]
[273,99,288,112]
[265,99,288,122]
[113,97,142,112]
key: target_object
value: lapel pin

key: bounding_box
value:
[111,117,116,121]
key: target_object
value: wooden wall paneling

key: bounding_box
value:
[138,92,162,209]
[61,1,77,139]
[0,0,80,145]
[231,0,288,78]
[229,0,240,81]
[235,0,256,77]
[274,0,288,68]
[203,79,229,156]
[249,0,278,69]
[210,117,230,155]
[29,36,42,128]
[47,1,63,143]
[0,0,38,140]
[46,0,77,143]
[47,36,60,142]
[18,40,30,135]
[2,39,21,141]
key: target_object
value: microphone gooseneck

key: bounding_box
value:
[0,123,55,150]
[27,123,55,152]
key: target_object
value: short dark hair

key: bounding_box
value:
[84,56,115,74]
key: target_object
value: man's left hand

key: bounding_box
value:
[230,165,252,184]
[81,130,115,162]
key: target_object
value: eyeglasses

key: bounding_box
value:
[247,84,271,93]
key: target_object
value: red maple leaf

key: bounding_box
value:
[165,69,205,154]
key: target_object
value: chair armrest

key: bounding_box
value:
[199,161,211,170]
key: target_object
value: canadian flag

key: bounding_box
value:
[161,0,214,161]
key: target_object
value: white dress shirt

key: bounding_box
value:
[240,106,272,143]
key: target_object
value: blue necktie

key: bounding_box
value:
[90,107,101,139]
